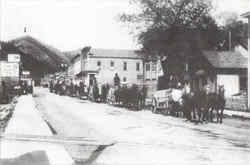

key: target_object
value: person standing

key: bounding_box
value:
[49,80,53,92]
[114,73,120,88]
[1,81,8,103]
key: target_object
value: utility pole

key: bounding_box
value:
[242,12,250,109]
[0,0,3,43]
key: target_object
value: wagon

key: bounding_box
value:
[151,88,183,114]
[151,89,172,113]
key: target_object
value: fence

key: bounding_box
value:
[226,96,249,112]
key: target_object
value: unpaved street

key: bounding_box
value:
[34,88,250,165]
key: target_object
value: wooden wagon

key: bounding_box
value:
[151,88,183,114]
[151,89,172,113]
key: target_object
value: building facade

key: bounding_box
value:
[192,51,248,97]
[69,49,144,87]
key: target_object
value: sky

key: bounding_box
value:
[0,0,250,51]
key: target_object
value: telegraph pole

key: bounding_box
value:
[242,12,250,109]
[0,0,3,43]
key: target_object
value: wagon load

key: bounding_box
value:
[152,88,183,113]
[152,89,172,112]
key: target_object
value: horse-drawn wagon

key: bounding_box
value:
[151,88,183,115]
[151,89,172,113]
[151,84,226,123]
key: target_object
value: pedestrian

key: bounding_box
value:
[101,84,106,102]
[49,80,53,92]
[1,81,8,103]
[70,81,74,96]
[114,73,120,88]
[55,80,60,94]
[23,81,28,95]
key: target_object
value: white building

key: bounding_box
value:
[68,49,144,86]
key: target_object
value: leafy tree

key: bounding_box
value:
[120,0,219,76]
[218,20,248,51]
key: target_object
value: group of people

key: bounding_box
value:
[48,73,148,110]
[16,80,34,95]
[0,80,34,104]
[48,73,121,103]
[49,80,87,97]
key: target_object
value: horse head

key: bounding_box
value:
[218,85,225,98]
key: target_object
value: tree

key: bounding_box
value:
[217,20,248,51]
[120,0,219,76]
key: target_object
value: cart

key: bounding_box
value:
[151,89,172,113]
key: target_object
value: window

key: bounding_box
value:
[136,62,140,71]
[145,63,151,80]
[240,76,247,91]
[97,61,101,67]
[151,63,157,80]
[146,63,150,71]
[110,61,114,67]
[123,62,127,71]
[123,77,127,82]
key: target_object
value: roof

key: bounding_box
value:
[64,48,142,61]
[89,49,142,59]
[64,49,82,61]
[241,12,250,18]
[202,51,248,69]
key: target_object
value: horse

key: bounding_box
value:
[93,84,100,102]
[207,86,225,123]
[114,86,122,106]
[136,86,147,110]
[169,88,184,117]
[181,86,210,123]
[107,87,116,105]
[182,92,196,121]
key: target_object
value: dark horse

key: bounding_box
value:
[182,85,225,124]
[181,87,210,123]
[207,86,225,123]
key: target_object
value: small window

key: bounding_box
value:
[123,77,127,82]
[110,61,114,67]
[136,62,140,71]
[97,61,101,66]
[123,62,127,71]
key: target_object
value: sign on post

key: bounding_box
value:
[0,61,19,77]
[8,54,20,63]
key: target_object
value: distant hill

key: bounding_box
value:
[11,36,70,71]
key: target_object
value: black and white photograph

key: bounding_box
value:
[0,0,250,165]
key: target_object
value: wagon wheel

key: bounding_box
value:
[151,98,157,113]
